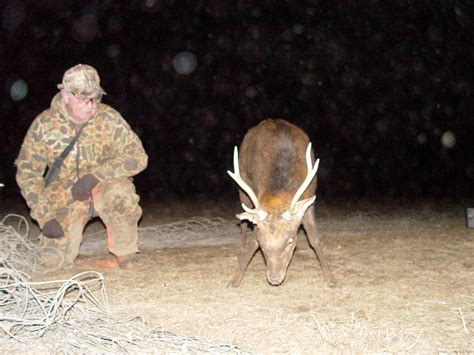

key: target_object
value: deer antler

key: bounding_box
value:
[289,143,319,211]
[227,146,265,217]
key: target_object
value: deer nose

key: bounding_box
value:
[267,275,284,286]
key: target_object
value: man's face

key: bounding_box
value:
[61,90,101,124]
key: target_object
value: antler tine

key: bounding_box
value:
[227,146,261,210]
[290,143,319,210]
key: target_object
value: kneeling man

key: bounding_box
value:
[16,64,148,269]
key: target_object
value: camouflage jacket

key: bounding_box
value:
[16,93,148,226]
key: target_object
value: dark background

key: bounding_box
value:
[1,0,473,202]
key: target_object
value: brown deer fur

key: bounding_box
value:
[228,119,336,287]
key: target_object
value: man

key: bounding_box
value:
[16,64,148,269]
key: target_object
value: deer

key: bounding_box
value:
[227,119,336,287]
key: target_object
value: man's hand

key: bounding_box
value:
[42,219,64,238]
[71,174,99,201]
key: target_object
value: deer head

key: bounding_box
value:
[228,143,319,285]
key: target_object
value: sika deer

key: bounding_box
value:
[227,119,335,287]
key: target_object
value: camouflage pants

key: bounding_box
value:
[38,178,142,268]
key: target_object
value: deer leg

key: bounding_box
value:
[303,205,337,287]
[227,221,259,287]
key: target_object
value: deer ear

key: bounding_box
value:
[237,205,268,224]
[299,195,316,211]
[237,211,268,224]
[236,211,256,223]
[288,195,316,218]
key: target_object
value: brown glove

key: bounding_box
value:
[71,174,99,201]
[42,219,64,238]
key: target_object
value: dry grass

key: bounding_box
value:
[0,214,245,353]
[2,198,474,353]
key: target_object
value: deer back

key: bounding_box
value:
[238,119,317,213]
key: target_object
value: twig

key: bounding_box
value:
[457,308,469,334]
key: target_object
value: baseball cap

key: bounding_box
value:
[57,64,106,95]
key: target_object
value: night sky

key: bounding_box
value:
[1,1,473,201]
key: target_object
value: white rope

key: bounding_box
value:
[0,214,245,353]
[81,217,241,255]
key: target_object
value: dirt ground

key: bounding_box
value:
[5,197,474,353]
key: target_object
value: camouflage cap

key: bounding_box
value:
[57,64,106,95]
